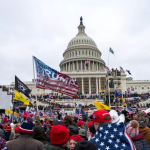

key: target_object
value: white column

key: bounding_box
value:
[81,61,82,71]
[82,78,84,94]
[73,61,75,71]
[89,61,90,71]
[96,78,98,94]
[89,78,91,94]
[69,62,70,71]
[97,62,98,71]
[99,78,101,90]
[66,64,67,71]
[93,61,94,71]
[77,61,78,70]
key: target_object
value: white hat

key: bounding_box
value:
[109,110,125,123]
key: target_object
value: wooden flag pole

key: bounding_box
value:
[32,56,38,110]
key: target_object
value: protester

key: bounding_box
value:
[46,119,54,141]
[5,125,11,141]
[43,125,69,150]
[137,112,150,145]
[6,116,44,150]
[0,138,9,150]
[126,120,150,150]
[32,126,49,145]
[69,134,82,150]
[132,112,138,120]
[14,126,19,139]
[0,125,5,139]
[74,140,98,150]
[122,110,131,126]
[63,115,74,127]
[78,129,87,140]
[77,120,86,129]
[90,110,136,150]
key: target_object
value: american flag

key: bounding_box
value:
[90,122,136,150]
[109,47,114,54]
[74,108,79,118]
[120,67,125,73]
[33,56,79,98]
[127,106,134,114]
[85,60,90,64]
[115,106,122,112]
[131,88,134,91]
[43,113,49,118]
[105,66,110,71]
[139,106,141,111]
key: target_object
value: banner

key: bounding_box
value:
[33,56,79,98]
[15,76,31,98]
[13,90,29,105]
[93,101,111,110]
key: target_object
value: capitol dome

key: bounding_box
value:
[59,17,105,73]
[67,22,97,48]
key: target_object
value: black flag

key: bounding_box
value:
[15,76,31,98]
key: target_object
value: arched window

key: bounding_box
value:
[89,51,90,55]
[86,51,87,55]
[77,40,78,43]
[76,51,77,56]
[74,41,75,44]
[82,40,83,43]
[79,51,80,55]
[70,53,71,57]
[82,51,84,55]
[79,40,80,43]
[92,52,93,56]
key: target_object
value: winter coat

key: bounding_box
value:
[42,143,68,150]
[0,128,5,139]
[5,131,11,141]
[124,117,131,126]
[32,126,49,145]
[6,134,44,150]
[132,134,150,150]
[139,126,150,145]
[67,125,79,137]
[34,116,42,127]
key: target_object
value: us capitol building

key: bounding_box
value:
[10,17,150,104]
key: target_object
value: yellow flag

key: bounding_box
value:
[120,98,127,106]
[5,109,12,114]
[52,100,55,104]
[99,89,105,92]
[93,101,111,110]
[13,90,29,105]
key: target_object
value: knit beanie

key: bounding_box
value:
[69,134,82,142]
[122,110,129,117]
[0,138,6,150]
[74,140,98,150]
[126,120,139,138]
[5,125,11,132]
[50,125,69,146]
[54,121,66,127]
[19,116,34,134]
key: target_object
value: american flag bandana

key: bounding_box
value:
[90,122,136,150]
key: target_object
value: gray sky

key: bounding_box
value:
[0,0,150,85]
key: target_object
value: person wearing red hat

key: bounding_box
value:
[92,110,111,131]
[5,125,11,141]
[77,121,86,129]
[43,125,69,150]
[69,134,82,150]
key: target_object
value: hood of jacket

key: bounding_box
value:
[32,126,46,141]
[67,125,79,137]
[139,126,150,135]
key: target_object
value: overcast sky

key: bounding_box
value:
[0,0,150,85]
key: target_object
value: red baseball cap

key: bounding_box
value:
[77,121,86,127]
[87,121,93,128]
[92,110,111,123]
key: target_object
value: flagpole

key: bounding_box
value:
[108,51,110,68]
[32,56,38,111]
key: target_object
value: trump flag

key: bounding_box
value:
[33,56,79,98]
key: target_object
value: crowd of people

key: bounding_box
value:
[0,109,150,150]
